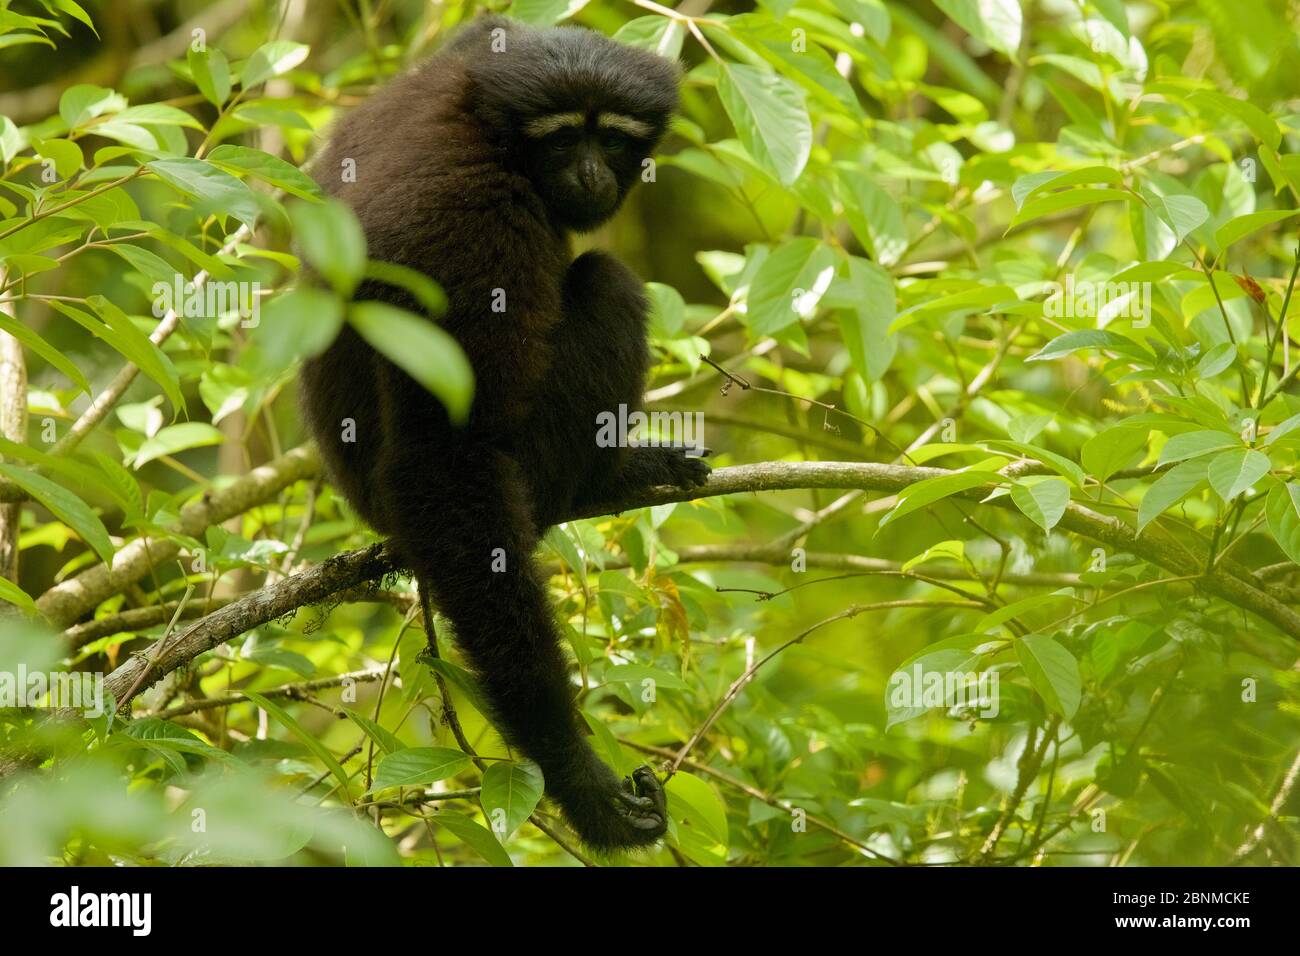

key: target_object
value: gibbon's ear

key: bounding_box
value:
[444,13,518,56]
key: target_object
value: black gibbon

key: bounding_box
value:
[299,15,709,850]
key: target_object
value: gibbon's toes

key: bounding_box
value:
[668,451,712,489]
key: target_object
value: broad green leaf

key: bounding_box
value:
[1015,633,1081,719]
[243,691,354,801]
[934,0,1022,57]
[878,471,995,530]
[0,463,114,564]
[744,238,836,337]
[347,302,474,425]
[343,710,405,756]
[362,259,447,318]
[241,40,310,89]
[288,198,366,296]
[134,422,226,468]
[1081,424,1149,482]
[1152,193,1209,243]
[188,46,231,107]
[58,84,125,127]
[665,772,728,846]
[835,256,896,382]
[1026,329,1152,364]
[429,811,513,866]
[247,288,343,376]
[369,747,472,793]
[0,311,89,394]
[207,144,323,201]
[1206,448,1270,502]
[1266,483,1300,565]
[1156,430,1240,466]
[1010,477,1070,531]
[1214,210,1300,251]
[1137,459,1208,532]
[613,16,685,59]
[1012,166,1123,209]
[480,760,544,839]
[148,157,261,229]
[0,577,36,614]
[716,63,812,187]
[1009,188,1131,229]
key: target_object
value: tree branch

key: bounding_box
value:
[90,459,1300,717]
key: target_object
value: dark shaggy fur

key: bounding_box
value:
[299,15,707,851]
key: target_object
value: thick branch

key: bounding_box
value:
[37,444,321,628]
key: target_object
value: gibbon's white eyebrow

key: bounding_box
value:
[523,111,585,137]
[596,112,654,138]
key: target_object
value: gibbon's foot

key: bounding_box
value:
[614,766,669,838]
[660,447,712,489]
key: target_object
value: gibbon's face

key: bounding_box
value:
[463,21,679,233]
[522,110,657,232]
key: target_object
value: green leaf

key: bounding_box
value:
[1152,193,1209,243]
[243,691,354,801]
[480,760,544,839]
[1026,329,1152,364]
[0,577,37,614]
[1137,459,1208,533]
[1081,424,1149,483]
[429,811,514,866]
[1156,430,1240,466]
[835,256,896,383]
[70,297,184,414]
[247,288,343,377]
[716,63,812,187]
[241,40,309,89]
[1214,210,1300,252]
[1011,166,1123,209]
[744,238,836,337]
[1015,633,1081,719]
[665,772,729,847]
[1010,477,1070,531]
[613,15,684,59]
[0,311,89,394]
[1009,188,1131,229]
[1266,483,1300,565]
[133,422,226,468]
[207,144,322,201]
[188,46,231,107]
[362,259,447,317]
[58,84,125,127]
[343,710,405,756]
[1206,448,1270,502]
[347,302,474,425]
[0,463,114,564]
[369,747,472,793]
[879,470,995,530]
[148,157,261,229]
[288,198,366,297]
[933,0,1022,57]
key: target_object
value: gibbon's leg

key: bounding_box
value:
[520,250,709,525]
[379,436,668,849]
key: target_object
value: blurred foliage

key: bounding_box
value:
[1,0,1300,867]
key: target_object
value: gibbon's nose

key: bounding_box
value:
[577,155,603,192]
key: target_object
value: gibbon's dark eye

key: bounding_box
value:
[549,129,581,152]
[599,130,627,152]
